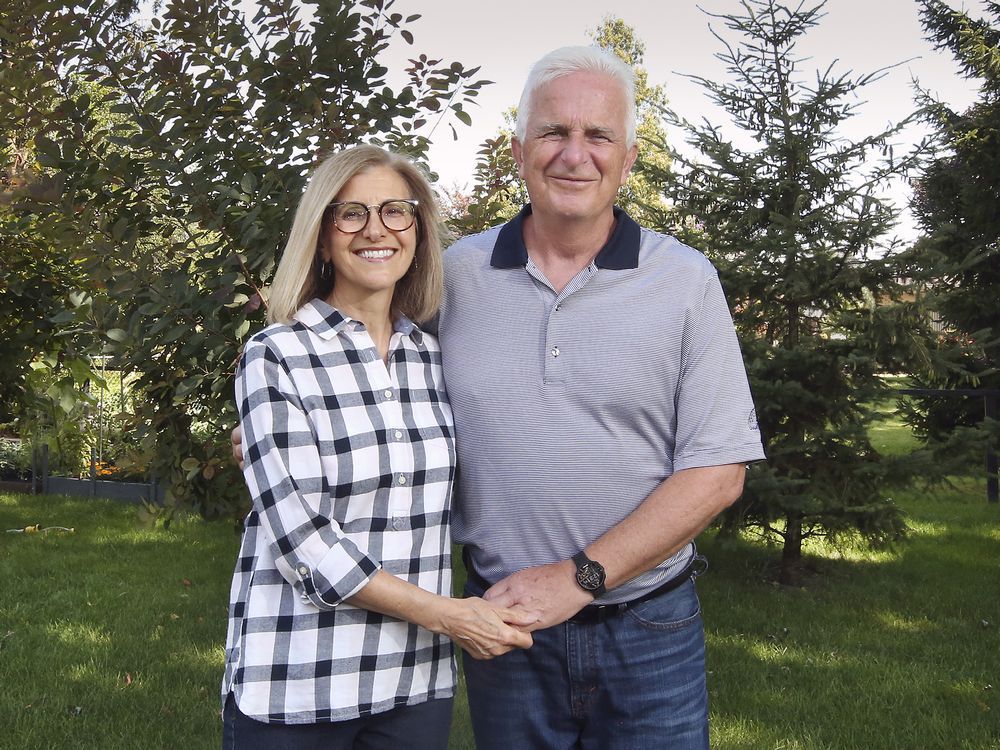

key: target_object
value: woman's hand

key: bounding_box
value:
[231,425,244,470]
[347,571,536,660]
[429,597,536,660]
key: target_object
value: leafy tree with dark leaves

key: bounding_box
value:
[0,0,487,518]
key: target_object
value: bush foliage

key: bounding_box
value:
[1,0,488,517]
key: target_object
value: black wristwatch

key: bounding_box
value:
[572,551,606,597]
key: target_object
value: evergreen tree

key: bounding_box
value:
[660,0,928,582]
[907,1,1000,454]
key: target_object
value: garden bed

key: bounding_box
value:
[42,476,165,504]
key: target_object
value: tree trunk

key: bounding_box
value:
[779,511,803,586]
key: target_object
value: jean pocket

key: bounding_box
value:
[624,578,702,631]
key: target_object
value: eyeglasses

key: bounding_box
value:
[328,199,419,233]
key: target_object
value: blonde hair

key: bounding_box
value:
[267,145,445,325]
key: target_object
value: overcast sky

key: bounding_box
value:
[379,0,988,242]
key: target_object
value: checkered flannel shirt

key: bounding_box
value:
[222,298,457,724]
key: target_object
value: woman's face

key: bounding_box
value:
[320,165,417,307]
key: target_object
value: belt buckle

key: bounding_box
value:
[573,601,623,624]
[591,603,614,623]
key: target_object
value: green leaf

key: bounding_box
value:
[59,392,77,414]
[50,310,77,324]
[111,217,129,241]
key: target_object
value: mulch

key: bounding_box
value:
[0,481,34,493]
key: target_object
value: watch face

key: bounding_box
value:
[577,562,605,591]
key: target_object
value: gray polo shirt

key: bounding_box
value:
[439,206,765,604]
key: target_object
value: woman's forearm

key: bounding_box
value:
[347,571,535,659]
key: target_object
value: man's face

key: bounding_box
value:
[512,71,637,224]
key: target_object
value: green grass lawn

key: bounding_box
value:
[697,479,999,749]
[0,495,238,749]
[2,475,998,748]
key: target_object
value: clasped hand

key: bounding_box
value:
[436,597,536,660]
[482,560,594,632]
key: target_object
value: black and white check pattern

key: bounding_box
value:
[222,298,457,724]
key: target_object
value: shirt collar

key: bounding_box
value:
[490,204,642,270]
[296,298,421,344]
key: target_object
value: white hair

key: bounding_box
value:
[515,45,637,148]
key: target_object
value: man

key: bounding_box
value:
[234,44,764,748]
[436,45,764,748]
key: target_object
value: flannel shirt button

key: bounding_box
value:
[394,430,403,440]
[397,474,407,485]
[296,564,309,576]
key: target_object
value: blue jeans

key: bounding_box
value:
[463,577,709,750]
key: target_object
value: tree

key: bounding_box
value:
[660,0,929,583]
[0,20,95,425]
[448,16,672,235]
[0,0,488,518]
[445,108,527,234]
[906,1,1000,453]
[590,16,672,229]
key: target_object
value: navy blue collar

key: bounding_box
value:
[490,204,641,270]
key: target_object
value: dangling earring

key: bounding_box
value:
[319,260,333,280]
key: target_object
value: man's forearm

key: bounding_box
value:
[586,463,746,590]
[483,463,746,628]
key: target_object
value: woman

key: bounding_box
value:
[222,145,533,749]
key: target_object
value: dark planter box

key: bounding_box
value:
[44,476,165,504]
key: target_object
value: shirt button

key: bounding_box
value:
[551,346,560,358]
[555,304,562,311]
[296,564,309,576]
[383,389,393,399]
[397,474,407,485]
[394,430,403,440]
